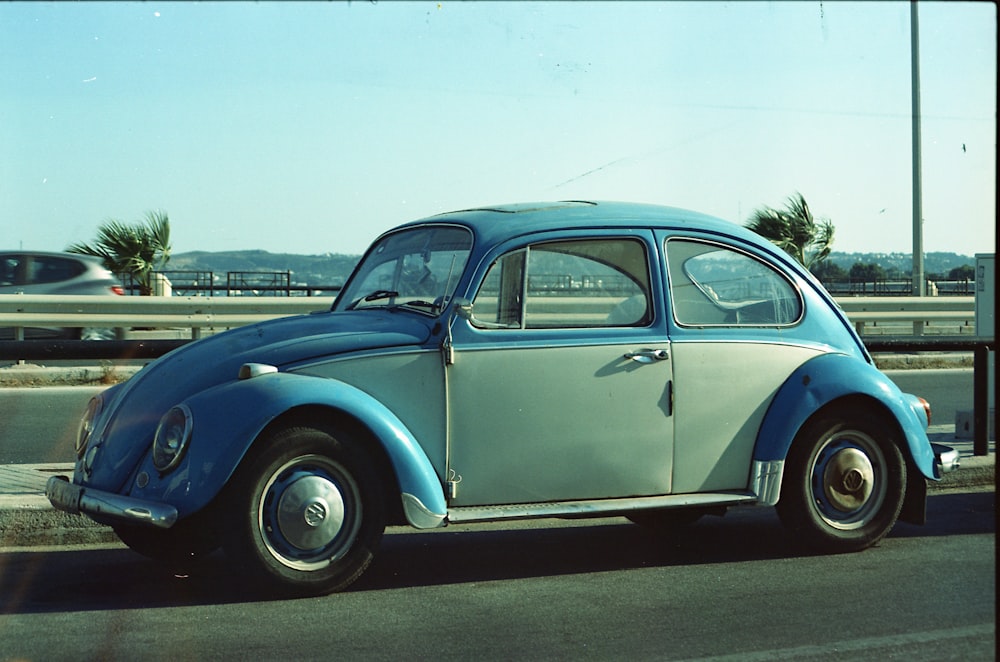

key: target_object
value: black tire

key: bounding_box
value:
[113,512,220,567]
[776,408,906,553]
[222,424,386,596]
[627,507,710,530]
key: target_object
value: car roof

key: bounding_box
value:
[0,250,106,265]
[399,200,770,251]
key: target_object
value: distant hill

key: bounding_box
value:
[162,249,977,289]
[167,250,360,288]
[824,251,977,278]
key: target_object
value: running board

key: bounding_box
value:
[447,492,759,524]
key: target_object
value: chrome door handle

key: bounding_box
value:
[624,349,669,363]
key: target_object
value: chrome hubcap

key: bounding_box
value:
[258,455,362,570]
[275,474,346,551]
[810,431,887,530]
[822,447,875,511]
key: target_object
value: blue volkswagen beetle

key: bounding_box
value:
[47,201,958,595]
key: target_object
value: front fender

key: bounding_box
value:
[129,372,448,527]
[754,353,938,480]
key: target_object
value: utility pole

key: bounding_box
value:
[910,0,926,296]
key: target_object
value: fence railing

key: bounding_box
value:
[122,270,344,297]
[836,296,976,335]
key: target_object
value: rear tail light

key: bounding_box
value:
[110,285,125,295]
[918,397,931,426]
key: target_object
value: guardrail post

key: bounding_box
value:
[14,326,24,365]
[973,344,989,456]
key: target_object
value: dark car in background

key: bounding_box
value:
[0,251,123,339]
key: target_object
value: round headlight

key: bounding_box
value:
[76,395,103,458]
[152,405,193,473]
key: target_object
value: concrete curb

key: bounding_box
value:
[0,364,142,387]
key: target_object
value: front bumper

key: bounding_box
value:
[932,443,960,474]
[46,475,178,529]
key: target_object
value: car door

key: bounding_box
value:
[662,236,822,493]
[446,234,674,507]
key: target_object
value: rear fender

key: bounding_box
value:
[754,353,938,480]
[130,372,447,527]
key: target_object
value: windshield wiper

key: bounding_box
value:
[346,289,399,310]
[398,299,439,312]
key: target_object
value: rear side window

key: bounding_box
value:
[666,239,802,326]
[28,256,86,284]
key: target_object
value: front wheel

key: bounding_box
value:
[776,409,906,553]
[222,424,386,596]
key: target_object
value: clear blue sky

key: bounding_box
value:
[2,1,995,257]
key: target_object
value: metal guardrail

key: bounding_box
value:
[0,294,976,339]
[837,296,975,335]
[0,295,326,340]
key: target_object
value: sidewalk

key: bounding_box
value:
[0,426,992,549]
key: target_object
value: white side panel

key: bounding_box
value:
[671,342,822,492]
[448,343,673,506]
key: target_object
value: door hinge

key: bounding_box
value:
[446,470,461,498]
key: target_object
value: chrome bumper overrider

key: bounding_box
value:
[932,443,960,474]
[45,475,178,529]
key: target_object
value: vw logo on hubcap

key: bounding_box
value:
[304,500,328,527]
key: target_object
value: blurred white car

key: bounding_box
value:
[0,250,124,339]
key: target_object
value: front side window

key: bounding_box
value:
[0,257,21,286]
[666,239,802,326]
[336,225,472,315]
[471,238,651,329]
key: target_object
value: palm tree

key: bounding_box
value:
[745,193,834,268]
[67,211,171,295]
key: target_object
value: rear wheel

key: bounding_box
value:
[627,507,712,530]
[776,408,906,553]
[222,424,386,596]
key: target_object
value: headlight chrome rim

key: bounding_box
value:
[76,395,104,458]
[152,404,193,473]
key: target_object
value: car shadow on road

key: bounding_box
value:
[0,491,992,614]
[889,488,995,539]
[358,489,995,592]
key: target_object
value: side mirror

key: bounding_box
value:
[452,297,474,321]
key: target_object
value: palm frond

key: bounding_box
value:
[65,211,172,294]
[746,192,834,267]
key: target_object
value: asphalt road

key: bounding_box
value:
[884,368,974,429]
[0,385,101,464]
[0,489,993,660]
[0,369,977,465]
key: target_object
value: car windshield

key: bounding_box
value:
[335,225,473,315]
